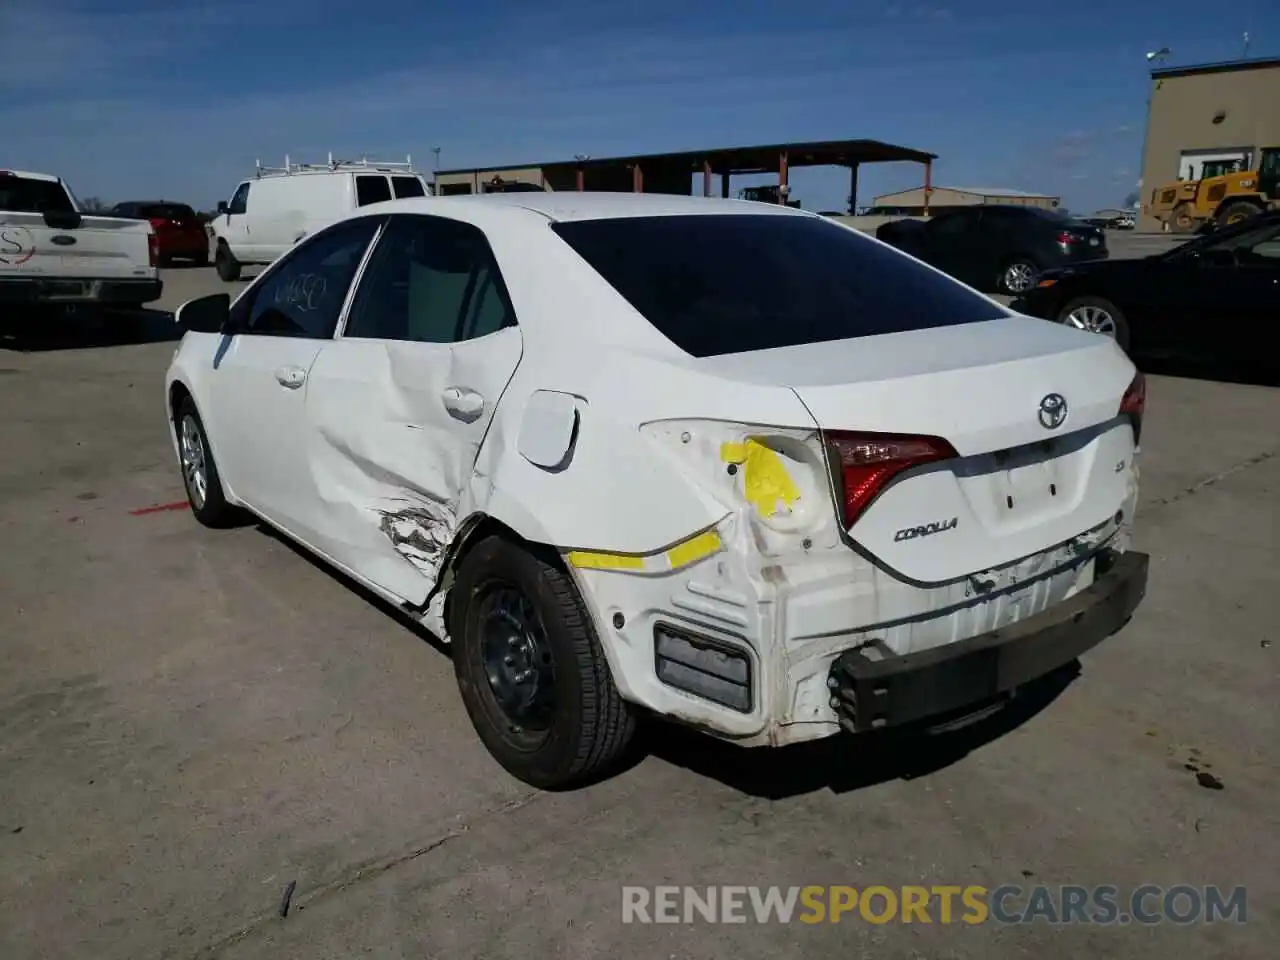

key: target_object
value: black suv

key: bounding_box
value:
[875,205,1108,294]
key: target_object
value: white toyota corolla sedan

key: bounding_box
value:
[165,192,1149,788]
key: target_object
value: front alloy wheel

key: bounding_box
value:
[179,413,208,510]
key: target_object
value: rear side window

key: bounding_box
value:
[391,176,426,198]
[356,175,392,206]
[551,214,1005,357]
[0,174,75,214]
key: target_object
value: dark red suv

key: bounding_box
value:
[110,201,209,266]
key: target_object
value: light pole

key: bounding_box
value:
[1136,47,1170,221]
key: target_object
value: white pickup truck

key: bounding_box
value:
[0,169,162,311]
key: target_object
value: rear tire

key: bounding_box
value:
[1057,295,1131,351]
[998,258,1039,295]
[193,250,210,268]
[174,396,237,527]
[214,243,241,282]
[449,534,637,789]
[1216,200,1262,228]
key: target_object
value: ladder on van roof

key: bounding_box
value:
[253,153,418,177]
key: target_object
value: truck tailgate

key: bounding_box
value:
[0,212,155,280]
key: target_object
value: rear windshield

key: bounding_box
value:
[0,174,75,214]
[140,202,196,220]
[551,214,1005,357]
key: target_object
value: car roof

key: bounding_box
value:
[356,191,815,223]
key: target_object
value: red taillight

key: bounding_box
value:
[823,431,958,528]
[1119,372,1146,442]
[1056,231,1076,244]
[148,232,159,266]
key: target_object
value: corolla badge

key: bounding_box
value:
[1038,393,1068,429]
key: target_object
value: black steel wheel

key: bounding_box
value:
[449,534,637,789]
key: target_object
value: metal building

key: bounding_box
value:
[1137,55,1280,230]
[431,139,938,213]
[867,186,1060,215]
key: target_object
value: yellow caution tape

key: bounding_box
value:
[665,529,723,569]
[565,550,646,571]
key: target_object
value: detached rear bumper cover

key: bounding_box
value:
[0,277,162,305]
[828,550,1149,732]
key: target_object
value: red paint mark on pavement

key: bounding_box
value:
[129,501,189,516]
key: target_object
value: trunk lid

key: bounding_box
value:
[697,317,1138,583]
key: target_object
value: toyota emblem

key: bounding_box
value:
[1038,393,1068,429]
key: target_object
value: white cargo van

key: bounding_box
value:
[209,155,430,281]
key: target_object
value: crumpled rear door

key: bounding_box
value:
[302,328,522,604]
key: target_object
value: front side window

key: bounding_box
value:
[239,217,382,338]
[551,213,1005,358]
[228,182,250,215]
[1200,218,1280,261]
[344,214,515,343]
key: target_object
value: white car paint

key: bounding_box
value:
[0,169,159,306]
[210,161,431,268]
[166,192,1144,749]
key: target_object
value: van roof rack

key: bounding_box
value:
[253,153,418,177]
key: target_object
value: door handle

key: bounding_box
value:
[442,386,485,421]
[274,365,307,389]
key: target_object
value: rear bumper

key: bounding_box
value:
[0,276,163,306]
[827,550,1149,732]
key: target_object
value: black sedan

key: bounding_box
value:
[875,205,1108,294]
[1009,211,1280,368]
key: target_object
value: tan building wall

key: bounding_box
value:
[1138,59,1280,231]
[871,186,1058,210]
[434,167,548,194]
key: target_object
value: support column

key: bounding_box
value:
[721,172,730,198]
[778,150,788,204]
[632,163,643,193]
[923,160,932,216]
[576,167,584,192]
[848,163,859,214]
[703,160,712,197]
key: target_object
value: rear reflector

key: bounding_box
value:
[1119,371,1145,442]
[823,431,958,528]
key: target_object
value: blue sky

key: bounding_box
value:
[2,0,1276,213]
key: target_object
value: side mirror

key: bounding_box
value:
[174,293,230,334]
[216,201,229,214]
